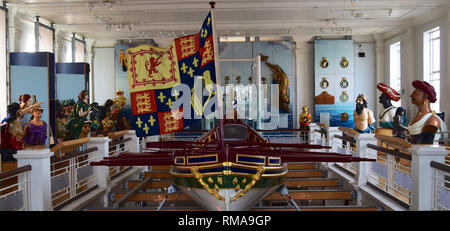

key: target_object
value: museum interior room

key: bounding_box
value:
[0,0,449,213]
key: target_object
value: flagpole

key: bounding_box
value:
[209,1,225,156]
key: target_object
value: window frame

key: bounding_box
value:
[35,17,55,53]
[72,34,86,62]
[389,41,402,107]
[0,4,8,119]
[423,26,441,112]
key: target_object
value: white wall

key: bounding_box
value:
[354,43,376,113]
[92,47,115,105]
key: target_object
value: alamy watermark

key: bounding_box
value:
[170,77,282,128]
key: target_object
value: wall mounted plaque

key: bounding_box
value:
[340,57,349,68]
[339,77,349,89]
[340,112,349,121]
[339,90,349,103]
[320,77,329,89]
[320,57,329,68]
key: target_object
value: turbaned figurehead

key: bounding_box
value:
[408,80,447,144]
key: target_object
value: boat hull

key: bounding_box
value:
[170,162,287,211]
[178,186,279,211]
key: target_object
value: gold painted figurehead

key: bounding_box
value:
[299,106,311,130]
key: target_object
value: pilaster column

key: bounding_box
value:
[85,38,96,103]
[445,9,450,129]
[54,27,69,62]
[373,34,385,123]
[292,35,312,129]
[8,7,22,52]
[402,27,415,121]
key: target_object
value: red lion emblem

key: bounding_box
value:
[145,57,161,78]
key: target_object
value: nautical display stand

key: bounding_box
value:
[10,52,56,146]
[314,40,355,128]
[56,62,90,101]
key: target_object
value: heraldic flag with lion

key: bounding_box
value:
[126,12,217,137]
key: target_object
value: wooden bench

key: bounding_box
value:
[264,190,354,201]
[286,170,325,178]
[285,178,340,188]
[143,171,173,179]
[125,180,173,189]
[287,163,318,170]
[112,192,193,202]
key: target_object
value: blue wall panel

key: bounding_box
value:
[10,52,56,147]
[56,74,85,101]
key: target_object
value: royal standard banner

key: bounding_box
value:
[126,12,216,137]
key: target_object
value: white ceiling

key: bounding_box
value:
[6,0,450,41]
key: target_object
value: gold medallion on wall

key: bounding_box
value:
[339,77,349,89]
[320,57,329,68]
[320,77,329,89]
[339,91,349,103]
[340,112,349,121]
[340,57,349,68]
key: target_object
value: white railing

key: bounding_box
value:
[259,130,309,144]
[108,136,132,178]
[158,132,204,142]
[366,139,412,207]
[50,146,98,209]
[0,165,31,211]
[430,161,450,210]
[139,136,154,151]
[334,137,358,176]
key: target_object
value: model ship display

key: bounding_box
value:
[90,113,374,211]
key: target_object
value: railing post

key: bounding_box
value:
[308,123,319,144]
[353,133,377,206]
[327,127,342,153]
[124,130,139,153]
[354,133,377,187]
[86,137,111,188]
[13,148,54,211]
[409,145,447,211]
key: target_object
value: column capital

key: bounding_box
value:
[126,130,136,136]
[355,133,376,141]
[373,34,385,44]
[85,38,96,53]
[88,137,111,143]
[14,148,54,159]
[291,35,312,44]
[408,145,448,156]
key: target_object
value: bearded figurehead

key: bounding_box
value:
[408,80,447,144]
[377,83,402,129]
[353,94,376,133]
